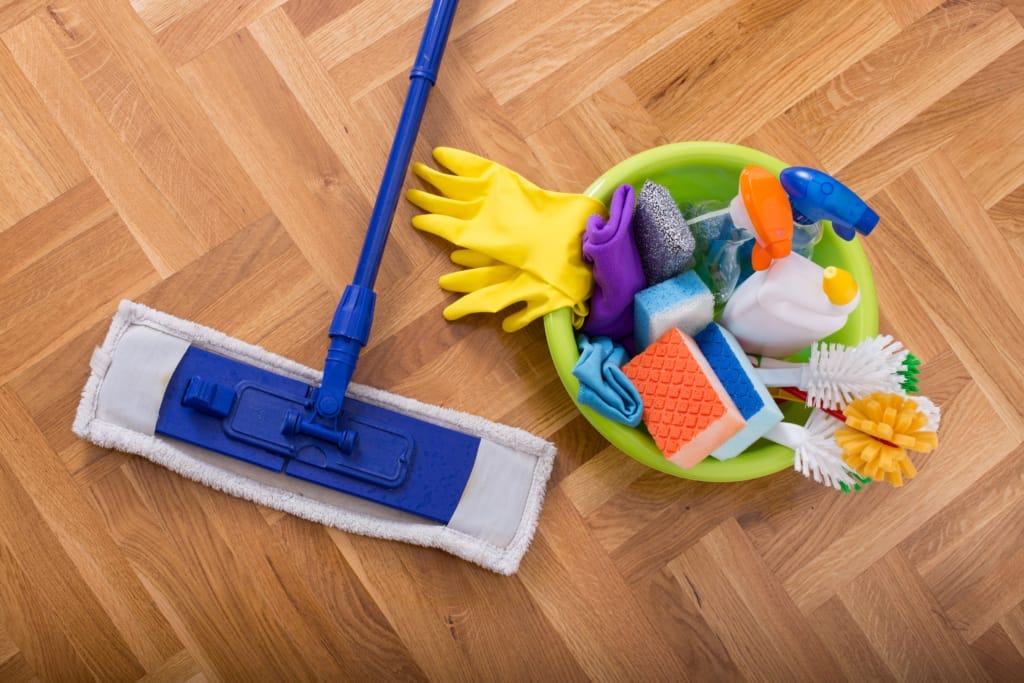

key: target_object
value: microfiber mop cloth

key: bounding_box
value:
[74,301,556,575]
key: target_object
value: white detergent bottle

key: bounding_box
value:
[719,253,860,358]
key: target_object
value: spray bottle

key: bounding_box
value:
[718,252,860,358]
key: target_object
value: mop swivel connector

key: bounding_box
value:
[317,284,377,419]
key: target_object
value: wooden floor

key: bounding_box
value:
[1,0,1023,679]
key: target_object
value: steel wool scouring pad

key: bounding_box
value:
[633,180,697,285]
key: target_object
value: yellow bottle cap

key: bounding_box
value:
[822,266,858,305]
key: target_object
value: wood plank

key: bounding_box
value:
[665,518,840,680]
[970,622,1024,680]
[179,28,368,294]
[154,0,287,65]
[0,38,86,192]
[0,386,183,673]
[516,489,689,679]
[0,387,149,680]
[784,0,1024,171]
[0,96,58,227]
[628,0,898,142]
[880,155,1024,432]
[838,550,987,680]
[88,459,355,679]
[916,487,1024,642]
[0,202,157,383]
[837,41,1024,200]
[325,519,591,681]
[809,597,897,682]
[270,516,427,680]
[1001,602,1024,657]
[0,177,112,282]
[41,0,268,248]
[2,16,203,275]
[0,622,34,683]
[503,0,735,136]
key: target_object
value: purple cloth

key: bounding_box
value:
[580,184,645,342]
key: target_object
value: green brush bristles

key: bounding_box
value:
[839,472,873,494]
[900,353,921,393]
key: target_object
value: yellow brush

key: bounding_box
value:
[775,389,939,488]
[837,393,938,487]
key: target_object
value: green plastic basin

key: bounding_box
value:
[543,142,878,482]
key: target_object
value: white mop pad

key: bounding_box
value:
[74,301,556,574]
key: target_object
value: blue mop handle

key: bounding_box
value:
[317,0,458,420]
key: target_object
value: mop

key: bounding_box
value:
[73,0,556,575]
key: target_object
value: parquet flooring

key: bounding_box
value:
[1,0,1023,679]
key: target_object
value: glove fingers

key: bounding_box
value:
[410,212,467,242]
[442,280,522,321]
[501,289,567,332]
[412,162,483,200]
[450,249,499,269]
[438,263,519,293]
[433,146,493,178]
[407,188,481,220]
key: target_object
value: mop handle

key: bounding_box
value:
[318,0,458,420]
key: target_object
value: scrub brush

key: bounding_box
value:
[764,409,861,491]
[836,392,938,487]
[752,335,920,409]
[769,391,939,490]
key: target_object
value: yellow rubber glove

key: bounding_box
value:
[408,147,605,329]
[439,249,589,332]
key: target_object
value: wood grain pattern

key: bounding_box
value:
[1,0,1022,679]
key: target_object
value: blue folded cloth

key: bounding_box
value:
[572,335,643,427]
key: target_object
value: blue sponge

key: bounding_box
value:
[694,323,784,460]
[634,270,714,351]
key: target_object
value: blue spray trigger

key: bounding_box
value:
[780,167,878,241]
[156,346,480,523]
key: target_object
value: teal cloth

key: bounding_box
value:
[572,335,643,427]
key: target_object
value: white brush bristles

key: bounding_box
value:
[803,335,909,409]
[791,410,857,490]
[765,412,857,490]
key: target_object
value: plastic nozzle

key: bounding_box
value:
[822,266,858,305]
[740,166,793,270]
[780,167,879,240]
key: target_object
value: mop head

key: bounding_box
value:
[73,301,556,574]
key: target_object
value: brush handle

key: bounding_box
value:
[749,354,808,389]
[319,0,459,419]
[781,386,848,422]
[754,366,804,387]
[762,421,807,450]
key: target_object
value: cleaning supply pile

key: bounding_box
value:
[410,150,940,491]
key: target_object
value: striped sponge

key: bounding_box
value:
[633,270,714,351]
[623,328,745,469]
[694,323,784,460]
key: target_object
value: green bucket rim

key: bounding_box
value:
[543,141,878,482]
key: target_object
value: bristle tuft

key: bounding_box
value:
[804,335,910,409]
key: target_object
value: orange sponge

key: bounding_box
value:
[623,328,745,468]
